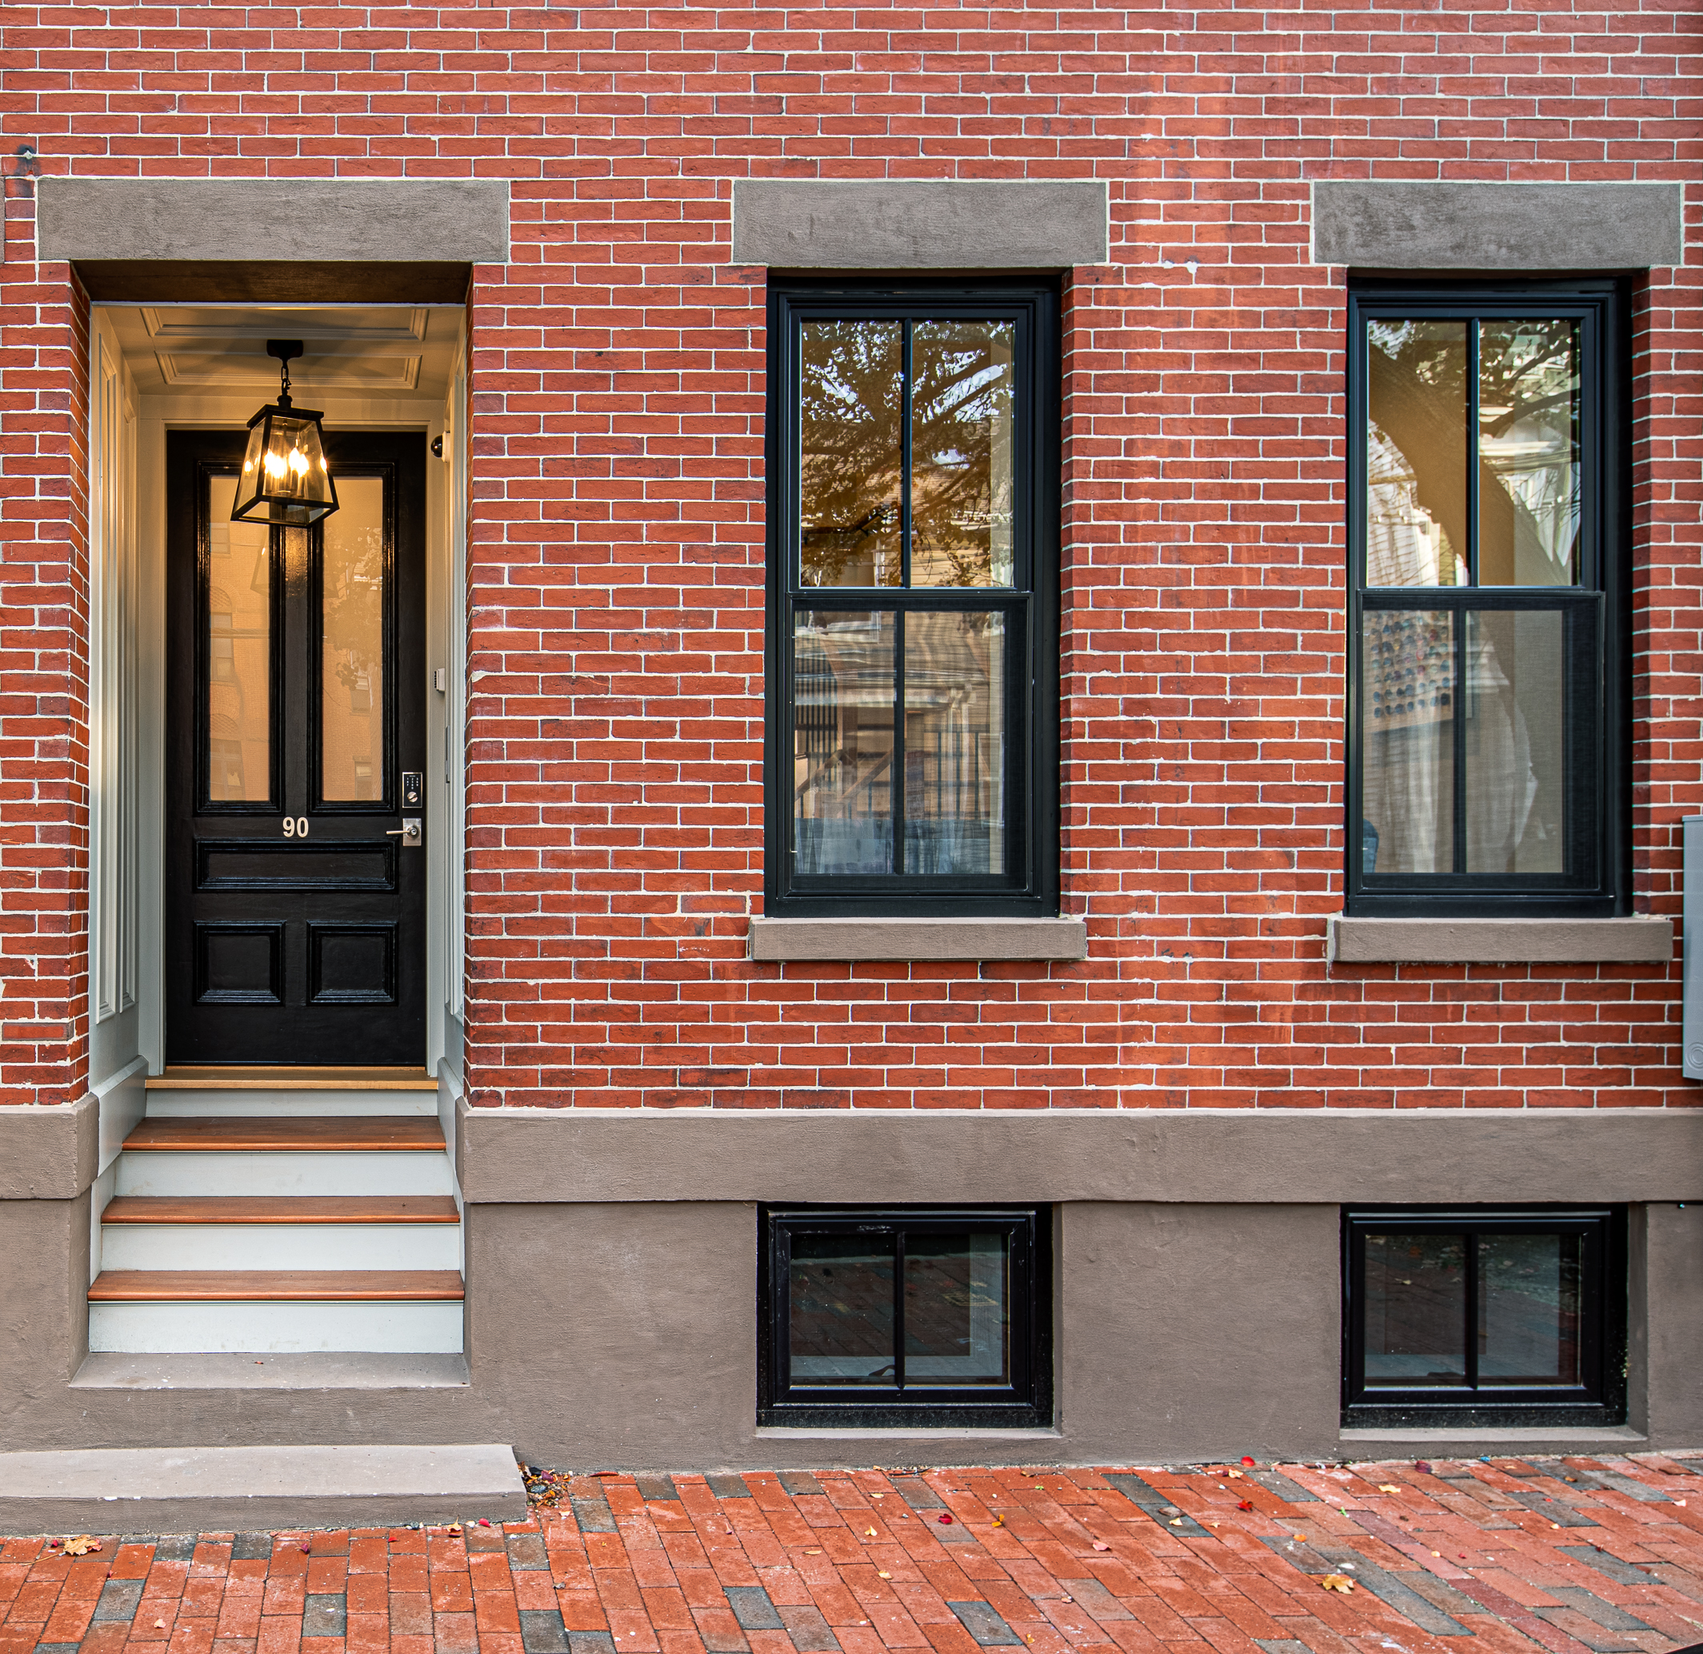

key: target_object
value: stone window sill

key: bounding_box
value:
[1328,914,1672,965]
[747,916,1087,963]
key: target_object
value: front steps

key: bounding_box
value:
[0,1443,524,1535]
[89,1070,465,1356]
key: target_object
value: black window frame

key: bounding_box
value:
[1342,1206,1626,1429]
[1346,278,1631,917]
[758,1205,1052,1428]
[763,279,1061,919]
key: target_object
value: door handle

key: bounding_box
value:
[386,818,423,847]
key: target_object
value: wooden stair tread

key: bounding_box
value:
[89,1270,465,1302]
[102,1196,460,1225]
[148,1066,437,1091]
[123,1116,445,1152]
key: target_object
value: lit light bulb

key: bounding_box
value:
[289,447,309,476]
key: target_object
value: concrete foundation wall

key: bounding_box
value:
[4,1105,1701,1465]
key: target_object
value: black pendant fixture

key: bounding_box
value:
[231,339,339,525]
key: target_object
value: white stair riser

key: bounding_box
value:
[116,1151,454,1198]
[99,1223,463,1272]
[146,1092,439,1118]
[89,1299,465,1355]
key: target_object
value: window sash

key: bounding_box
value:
[760,1207,1047,1423]
[767,287,1057,915]
[1345,283,1621,914]
[1344,1210,1614,1412]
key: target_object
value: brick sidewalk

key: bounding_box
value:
[5,1456,1702,1654]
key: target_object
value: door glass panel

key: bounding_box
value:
[1479,1231,1582,1386]
[793,611,896,876]
[320,476,386,802]
[1360,610,1455,875]
[206,474,272,801]
[788,1232,896,1384]
[1464,609,1565,874]
[799,321,903,588]
[1365,320,1468,587]
[1363,1232,1468,1387]
[904,610,1005,875]
[911,321,1016,588]
[1478,320,1581,587]
[903,1232,1009,1385]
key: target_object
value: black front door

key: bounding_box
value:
[166,430,427,1066]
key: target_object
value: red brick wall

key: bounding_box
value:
[2,0,1696,1110]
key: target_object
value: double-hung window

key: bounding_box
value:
[1348,281,1626,914]
[765,283,1059,917]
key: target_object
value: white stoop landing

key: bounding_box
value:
[90,1069,465,1356]
[0,1443,523,1535]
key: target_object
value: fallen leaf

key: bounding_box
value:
[938,1514,953,1525]
[878,1572,891,1579]
[1378,1485,1401,1494]
[1238,1500,1254,1511]
[1677,1500,1687,1507]
[1320,1575,1355,1593]
[1091,1542,1111,1552]
[154,1621,167,1631]
[446,1525,462,1537]
[992,1517,1004,1527]
[60,1536,101,1556]
[1241,1456,1256,1468]
[1432,1551,1441,1557]
[1226,1468,1244,1479]
[1169,1518,1185,1527]
[1414,1460,1434,1475]
[479,1519,492,1528]
[1551,1524,1560,1530]
[300,1543,312,1554]
[806,1549,822,1555]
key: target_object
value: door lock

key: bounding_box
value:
[402,771,424,809]
[386,818,422,847]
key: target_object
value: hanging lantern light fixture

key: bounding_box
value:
[231,339,339,525]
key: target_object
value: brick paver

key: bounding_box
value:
[5,1458,1702,1654]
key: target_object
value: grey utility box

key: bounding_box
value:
[1686,816,1703,1079]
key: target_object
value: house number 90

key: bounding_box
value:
[281,817,310,838]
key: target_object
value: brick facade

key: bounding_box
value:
[1,0,1697,1111]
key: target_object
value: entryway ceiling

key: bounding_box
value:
[100,304,462,399]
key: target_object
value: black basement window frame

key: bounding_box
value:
[763,280,1060,918]
[759,1206,1051,1428]
[1347,279,1629,917]
[1343,1207,1625,1429]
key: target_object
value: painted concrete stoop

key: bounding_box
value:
[89,1069,465,1356]
[0,1444,525,1536]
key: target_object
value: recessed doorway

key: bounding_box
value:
[86,300,468,1083]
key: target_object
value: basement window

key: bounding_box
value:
[759,1207,1051,1427]
[1343,1207,1625,1427]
